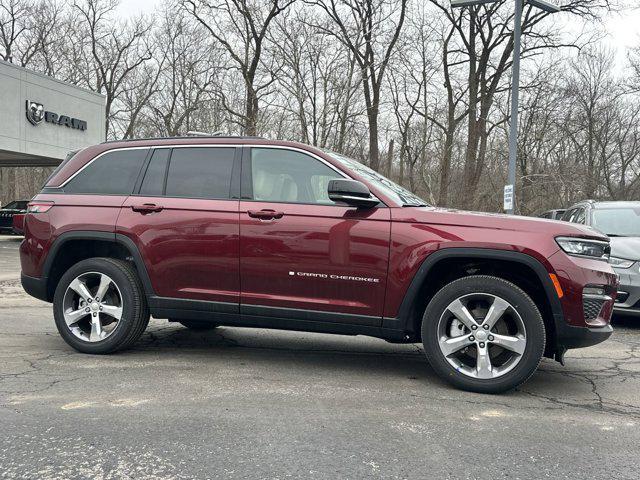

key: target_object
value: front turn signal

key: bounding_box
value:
[549,273,564,299]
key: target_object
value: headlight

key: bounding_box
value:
[608,257,635,269]
[556,237,610,261]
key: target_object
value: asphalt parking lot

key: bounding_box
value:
[1,235,639,479]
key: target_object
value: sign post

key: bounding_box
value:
[503,184,514,212]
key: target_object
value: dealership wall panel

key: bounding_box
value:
[0,60,105,165]
[0,60,105,205]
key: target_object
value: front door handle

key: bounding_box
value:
[132,203,163,214]
[248,209,284,220]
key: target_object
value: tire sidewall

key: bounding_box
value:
[53,258,140,354]
[422,276,545,394]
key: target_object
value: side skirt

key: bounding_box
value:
[148,296,408,342]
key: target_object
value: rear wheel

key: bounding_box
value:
[174,319,218,331]
[421,275,545,394]
[53,258,150,354]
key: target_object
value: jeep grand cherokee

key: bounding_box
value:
[20,136,617,393]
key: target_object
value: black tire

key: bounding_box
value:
[174,319,218,331]
[421,275,545,394]
[53,257,150,354]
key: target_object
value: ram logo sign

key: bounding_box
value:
[25,100,87,131]
[25,101,45,125]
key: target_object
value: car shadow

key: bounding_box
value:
[120,321,612,399]
[133,322,428,380]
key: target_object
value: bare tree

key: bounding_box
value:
[0,0,29,62]
[181,0,295,135]
[73,0,153,138]
[308,0,408,171]
[271,10,364,150]
[428,0,614,209]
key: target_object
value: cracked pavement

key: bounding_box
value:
[1,235,639,479]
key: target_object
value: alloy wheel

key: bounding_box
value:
[62,271,123,342]
[437,293,527,379]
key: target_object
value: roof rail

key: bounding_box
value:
[101,134,263,144]
[186,130,224,137]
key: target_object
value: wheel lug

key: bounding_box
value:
[87,298,92,303]
[99,306,103,311]
[95,297,99,302]
[488,335,494,341]
[471,325,477,330]
[469,336,475,342]
[479,342,485,348]
[92,312,97,317]
[483,324,489,330]
[85,307,90,312]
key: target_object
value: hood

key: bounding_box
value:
[394,206,608,241]
[609,236,640,261]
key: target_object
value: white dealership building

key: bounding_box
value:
[0,60,105,203]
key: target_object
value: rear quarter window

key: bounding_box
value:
[64,149,148,195]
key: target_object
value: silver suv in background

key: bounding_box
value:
[539,209,566,220]
[562,201,640,316]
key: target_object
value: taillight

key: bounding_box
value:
[27,201,54,213]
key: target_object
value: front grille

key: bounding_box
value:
[583,297,605,321]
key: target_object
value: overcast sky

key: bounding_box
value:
[118,1,640,70]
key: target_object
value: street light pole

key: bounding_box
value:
[450,0,561,214]
[506,0,523,214]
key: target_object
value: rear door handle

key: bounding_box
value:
[248,209,284,220]
[132,203,163,214]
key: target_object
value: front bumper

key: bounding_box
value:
[547,250,617,351]
[554,315,613,349]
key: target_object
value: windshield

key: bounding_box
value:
[323,150,428,207]
[592,208,640,237]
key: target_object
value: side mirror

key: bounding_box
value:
[328,179,379,209]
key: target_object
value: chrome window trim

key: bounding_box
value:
[58,144,383,204]
[60,144,350,187]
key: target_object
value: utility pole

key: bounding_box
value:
[451,0,561,214]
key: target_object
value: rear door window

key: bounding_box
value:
[165,147,235,199]
[64,149,148,195]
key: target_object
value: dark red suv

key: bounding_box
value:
[20,136,617,393]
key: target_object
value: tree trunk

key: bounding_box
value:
[385,138,395,178]
[368,107,380,171]
[438,132,453,206]
[245,84,259,136]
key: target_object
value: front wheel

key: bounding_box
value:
[53,258,150,354]
[421,275,545,394]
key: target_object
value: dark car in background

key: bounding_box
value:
[0,200,29,234]
[539,209,566,220]
[562,201,640,316]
